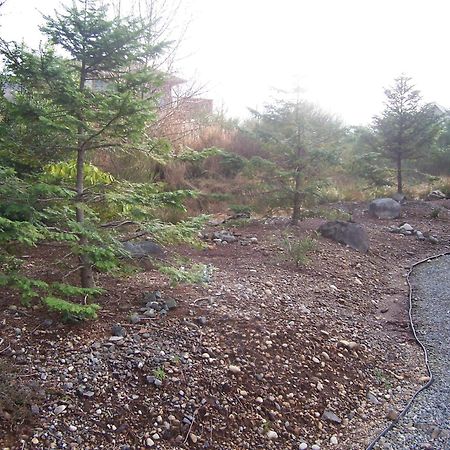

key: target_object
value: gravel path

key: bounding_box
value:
[375,254,450,450]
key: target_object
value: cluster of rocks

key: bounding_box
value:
[201,229,258,246]
[388,223,439,244]
[127,290,178,323]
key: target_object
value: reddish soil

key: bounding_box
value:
[0,200,449,450]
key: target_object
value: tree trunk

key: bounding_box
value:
[76,145,94,288]
[396,153,403,194]
[75,57,94,288]
[291,170,301,225]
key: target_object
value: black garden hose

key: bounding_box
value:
[365,251,450,450]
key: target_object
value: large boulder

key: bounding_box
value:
[122,240,164,258]
[368,198,401,219]
[318,220,369,253]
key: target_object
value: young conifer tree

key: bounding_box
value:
[2,0,168,287]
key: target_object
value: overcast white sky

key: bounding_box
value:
[1,0,449,125]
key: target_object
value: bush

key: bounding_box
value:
[282,235,317,267]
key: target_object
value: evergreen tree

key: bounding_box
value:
[248,96,343,224]
[372,76,437,193]
[1,0,167,287]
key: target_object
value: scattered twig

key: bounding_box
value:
[192,297,210,305]
[62,265,83,280]
[183,408,199,444]
[0,343,11,354]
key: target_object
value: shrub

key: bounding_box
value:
[282,235,317,267]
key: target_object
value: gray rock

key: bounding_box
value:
[111,324,126,337]
[399,223,414,232]
[196,316,207,326]
[318,220,369,253]
[164,298,177,310]
[143,291,161,303]
[369,198,401,219]
[415,231,425,240]
[54,405,67,415]
[392,192,407,203]
[212,230,237,243]
[426,190,446,200]
[122,240,164,258]
[31,404,40,415]
[322,409,342,424]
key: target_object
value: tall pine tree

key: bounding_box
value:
[372,76,437,194]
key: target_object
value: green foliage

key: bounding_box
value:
[371,76,439,192]
[246,95,343,222]
[219,152,246,177]
[42,296,100,320]
[43,161,115,186]
[153,367,166,381]
[0,274,102,319]
[281,235,317,267]
[229,204,252,215]
[156,261,213,286]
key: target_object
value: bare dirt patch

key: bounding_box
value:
[0,201,449,449]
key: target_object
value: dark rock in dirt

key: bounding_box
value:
[111,324,126,337]
[212,230,237,243]
[322,409,342,424]
[164,298,177,310]
[368,198,401,219]
[143,291,162,303]
[122,240,164,258]
[318,220,369,253]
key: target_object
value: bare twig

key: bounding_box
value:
[183,408,198,444]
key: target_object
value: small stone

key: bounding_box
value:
[111,324,126,337]
[256,397,264,403]
[164,298,177,310]
[386,408,398,421]
[330,435,338,445]
[190,433,198,443]
[311,445,321,450]
[129,313,140,324]
[69,425,77,432]
[322,409,342,424]
[399,223,413,232]
[201,353,210,359]
[266,430,278,440]
[228,365,241,374]
[54,405,67,415]
[31,438,39,445]
[31,404,40,415]
[196,316,207,326]
[367,392,380,404]
[146,438,155,447]
[299,444,308,450]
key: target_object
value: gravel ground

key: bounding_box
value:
[375,254,450,450]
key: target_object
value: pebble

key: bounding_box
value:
[228,364,241,374]
[299,444,308,450]
[54,405,67,415]
[266,430,278,440]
